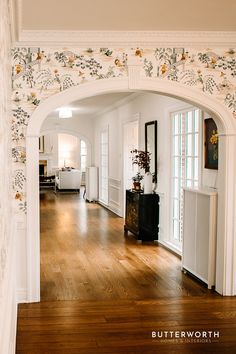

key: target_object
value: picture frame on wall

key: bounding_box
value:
[204,118,218,170]
[39,136,44,153]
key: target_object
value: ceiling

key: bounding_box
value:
[46,92,134,120]
[21,0,236,31]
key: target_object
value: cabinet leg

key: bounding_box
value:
[124,225,128,235]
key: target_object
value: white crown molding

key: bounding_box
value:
[9,0,21,43]
[15,30,236,47]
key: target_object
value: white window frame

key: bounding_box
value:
[170,108,202,250]
[80,139,87,173]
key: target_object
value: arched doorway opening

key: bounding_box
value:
[25,77,236,301]
[39,129,92,177]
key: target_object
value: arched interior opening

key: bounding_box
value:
[24,78,236,302]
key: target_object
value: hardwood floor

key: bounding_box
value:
[16,190,236,354]
[39,190,211,301]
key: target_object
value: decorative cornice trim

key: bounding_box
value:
[15,30,236,47]
[9,0,21,43]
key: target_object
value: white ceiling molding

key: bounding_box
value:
[15,30,236,48]
[9,0,21,43]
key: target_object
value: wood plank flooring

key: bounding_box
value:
[39,190,212,301]
[16,190,236,354]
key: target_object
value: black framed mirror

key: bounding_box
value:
[145,120,157,182]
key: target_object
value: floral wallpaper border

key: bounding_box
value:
[11,46,236,213]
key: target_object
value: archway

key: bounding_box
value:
[40,128,92,170]
[26,77,236,301]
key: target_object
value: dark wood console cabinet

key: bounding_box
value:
[124,190,159,241]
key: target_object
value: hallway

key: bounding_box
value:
[39,190,210,301]
[16,191,236,354]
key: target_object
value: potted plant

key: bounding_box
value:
[130,149,153,193]
[130,149,151,173]
[132,172,143,191]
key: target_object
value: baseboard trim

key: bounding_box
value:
[158,240,182,258]
[98,200,122,217]
[17,288,27,303]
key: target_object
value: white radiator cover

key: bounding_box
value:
[86,167,98,202]
[182,187,217,289]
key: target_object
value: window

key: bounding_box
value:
[100,129,109,205]
[171,108,201,249]
[80,140,87,172]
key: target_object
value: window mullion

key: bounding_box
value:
[171,108,200,248]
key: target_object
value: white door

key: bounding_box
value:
[123,120,139,216]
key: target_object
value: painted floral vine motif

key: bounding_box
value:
[225,93,236,117]
[53,49,128,78]
[19,201,27,214]
[12,146,26,163]
[27,92,40,106]
[12,47,44,86]
[141,47,236,115]
[100,48,113,57]
[37,68,75,92]
[13,169,26,212]
[143,59,154,77]
[54,50,104,77]
[180,70,218,94]
[13,169,26,191]
[12,47,128,100]
[154,47,188,76]
[198,50,236,76]
[11,107,30,142]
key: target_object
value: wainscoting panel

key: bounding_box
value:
[108,178,122,217]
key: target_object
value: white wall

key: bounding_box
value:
[93,92,215,247]
[94,93,188,224]
[58,133,79,168]
[40,113,94,171]
[41,114,94,154]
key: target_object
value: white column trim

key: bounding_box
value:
[127,58,143,89]
[219,135,236,295]
[26,135,40,302]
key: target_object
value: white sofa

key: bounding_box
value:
[55,169,81,191]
